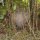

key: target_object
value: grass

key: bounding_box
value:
[0,23,40,40]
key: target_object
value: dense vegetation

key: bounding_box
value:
[0,0,40,40]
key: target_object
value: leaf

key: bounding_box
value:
[0,15,4,19]
[13,4,17,11]
[22,0,28,4]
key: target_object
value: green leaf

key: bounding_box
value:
[0,15,4,19]
[13,4,17,11]
[22,0,28,4]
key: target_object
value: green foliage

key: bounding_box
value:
[0,0,40,19]
[13,4,17,11]
[22,0,28,4]
[37,0,40,4]
[0,6,6,19]
[0,15,4,19]
[12,0,28,11]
